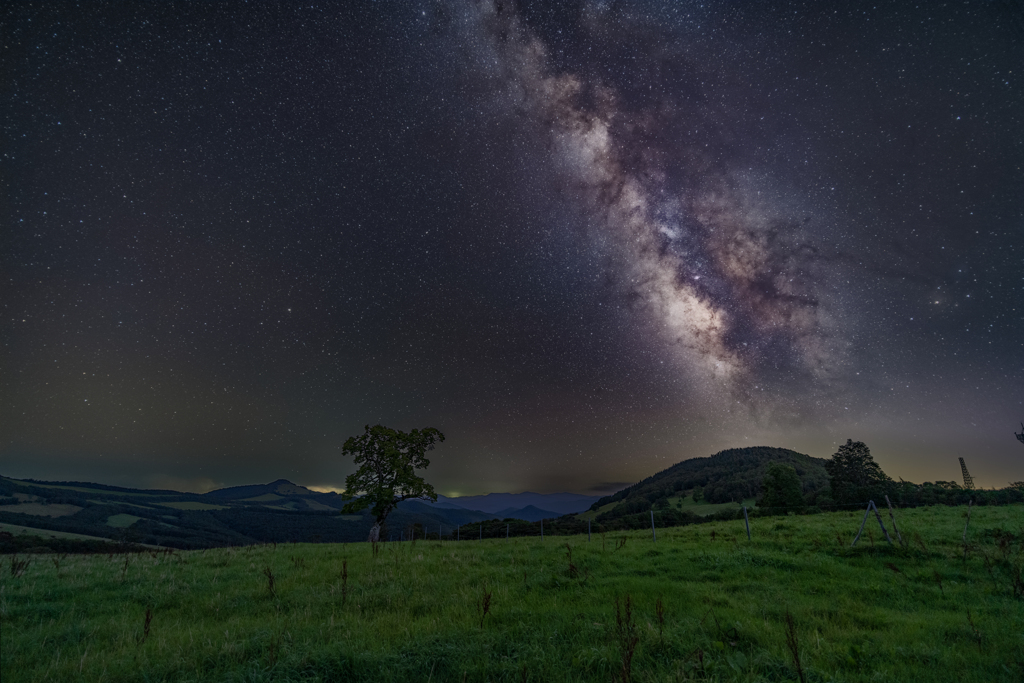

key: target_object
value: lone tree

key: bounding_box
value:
[759,462,805,513]
[340,424,444,542]
[825,439,892,505]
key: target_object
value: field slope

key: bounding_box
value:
[2,504,1022,682]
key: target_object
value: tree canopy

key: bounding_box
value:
[340,424,444,542]
[824,439,892,505]
[759,462,805,512]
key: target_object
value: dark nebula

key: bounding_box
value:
[3,1,1022,494]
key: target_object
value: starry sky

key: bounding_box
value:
[3,1,1023,495]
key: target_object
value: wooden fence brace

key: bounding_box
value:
[871,501,894,545]
[743,506,751,540]
[884,496,905,547]
[651,509,657,542]
[851,501,874,547]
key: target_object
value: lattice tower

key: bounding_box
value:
[959,457,974,490]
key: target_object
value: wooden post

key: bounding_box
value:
[962,498,973,561]
[963,498,973,544]
[743,506,751,540]
[651,509,657,542]
[457,526,459,542]
[479,524,482,540]
[851,501,873,547]
[588,519,591,542]
[506,523,509,540]
[541,519,544,539]
[871,501,893,544]
[884,496,904,546]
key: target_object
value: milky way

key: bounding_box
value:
[3,1,1022,493]
[449,2,842,402]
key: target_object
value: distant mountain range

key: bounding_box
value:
[198,479,599,520]
[0,475,598,549]
[4,446,1017,552]
[408,491,600,520]
[436,492,601,515]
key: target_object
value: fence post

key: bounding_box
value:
[457,526,459,542]
[479,524,482,541]
[541,519,544,539]
[884,496,904,546]
[588,519,591,542]
[962,497,970,544]
[651,509,657,542]
[851,501,873,547]
[506,523,509,540]
[870,501,893,544]
[743,506,751,540]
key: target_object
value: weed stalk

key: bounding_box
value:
[784,610,806,683]
[263,566,276,597]
[614,595,639,683]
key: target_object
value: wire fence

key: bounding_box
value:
[384,493,1009,545]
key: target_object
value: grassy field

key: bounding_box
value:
[2,504,1022,682]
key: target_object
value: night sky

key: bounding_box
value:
[3,1,1022,495]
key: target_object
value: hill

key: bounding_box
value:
[587,446,830,524]
[0,476,574,550]
[0,476,498,550]
[203,479,320,500]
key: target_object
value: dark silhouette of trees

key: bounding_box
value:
[825,439,892,505]
[759,462,805,512]
[340,424,444,542]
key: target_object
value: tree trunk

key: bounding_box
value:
[367,521,382,543]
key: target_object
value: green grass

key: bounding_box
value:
[88,500,158,510]
[576,500,619,520]
[105,514,143,528]
[2,505,1023,682]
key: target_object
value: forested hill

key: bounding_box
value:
[591,446,829,518]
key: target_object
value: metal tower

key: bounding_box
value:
[958,457,974,490]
